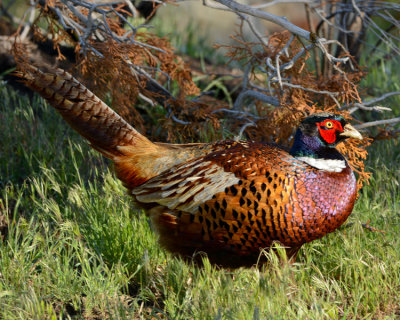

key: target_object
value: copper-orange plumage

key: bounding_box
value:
[17,65,363,267]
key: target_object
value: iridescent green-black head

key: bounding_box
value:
[290,112,362,158]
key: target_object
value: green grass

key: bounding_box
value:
[0,78,400,318]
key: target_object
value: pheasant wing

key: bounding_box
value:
[132,156,241,213]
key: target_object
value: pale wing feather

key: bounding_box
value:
[132,159,240,213]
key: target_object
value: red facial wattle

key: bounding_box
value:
[317,119,343,144]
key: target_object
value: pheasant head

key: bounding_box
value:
[290,113,363,171]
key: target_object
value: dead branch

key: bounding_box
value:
[234,89,280,110]
[348,103,393,114]
[235,121,256,141]
[252,0,313,9]
[355,117,400,130]
[357,91,400,107]
[343,91,400,113]
[211,108,268,121]
[210,0,311,40]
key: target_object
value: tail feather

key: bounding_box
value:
[14,63,205,189]
[16,64,153,159]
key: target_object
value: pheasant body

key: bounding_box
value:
[133,140,357,265]
[17,65,362,267]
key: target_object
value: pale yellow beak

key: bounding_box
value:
[340,124,363,140]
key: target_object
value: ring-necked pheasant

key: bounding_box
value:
[17,65,363,267]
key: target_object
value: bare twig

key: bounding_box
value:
[212,0,312,40]
[281,82,341,107]
[348,103,392,114]
[21,0,37,40]
[234,90,281,110]
[171,114,191,125]
[212,108,268,121]
[234,121,256,141]
[361,91,400,107]
[252,0,313,9]
[313,7,357,34]
[355,117,400,129]
[238,13,269,47]
[343,91,400,113]
[304,3,321,77]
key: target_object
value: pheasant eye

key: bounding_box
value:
[325,121,334,129]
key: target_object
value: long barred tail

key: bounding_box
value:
[15,64,154,159]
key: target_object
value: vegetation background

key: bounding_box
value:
[0,0,400,319]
